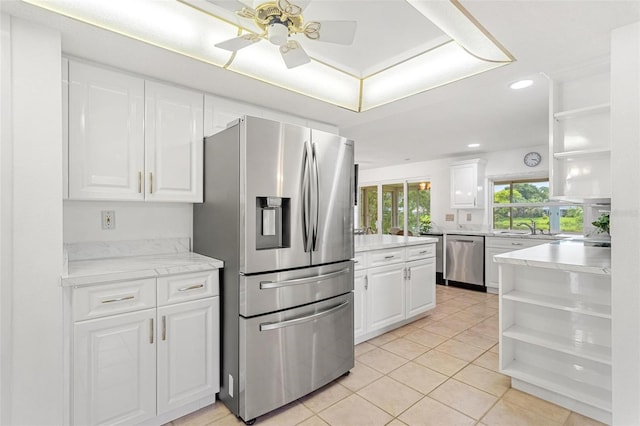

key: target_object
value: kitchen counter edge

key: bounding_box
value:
[355,235,438,252]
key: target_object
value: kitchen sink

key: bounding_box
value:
[489,231,567,240]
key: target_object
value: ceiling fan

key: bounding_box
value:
[211,0,357,69]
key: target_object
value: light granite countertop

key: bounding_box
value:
[62,238,224,286]
[355,235,438,252]
[494,240,611,275]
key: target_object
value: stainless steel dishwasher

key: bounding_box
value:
[445,234,485,291]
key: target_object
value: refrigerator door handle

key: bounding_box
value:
[259,268,350,290]
[259,300,350,331]
[301,142,312,252]
[311,142,320,251]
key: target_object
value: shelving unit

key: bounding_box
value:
[498,246,612,424]
[548,59,611,200]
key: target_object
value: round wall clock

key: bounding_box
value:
[523,151,542,167]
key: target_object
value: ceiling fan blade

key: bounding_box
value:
[215,34,261,51]
[279,40,310,69]
[203,0,254,14]
[304,21,357,45]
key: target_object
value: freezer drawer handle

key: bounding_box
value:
[259,300,350,331]
[259,268,349,290]
[178,283,205,292]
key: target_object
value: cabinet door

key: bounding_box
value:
[157,297,219,414]
[68,61,145,200]
[145,81,203,202]
[406,258,436,318]
[367,264,405,331]
[451,163,477,208]
[485,247,508,290]
[73,309,156,426]
[354,269,367,340]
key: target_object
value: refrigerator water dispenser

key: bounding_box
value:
[256,197,290,249]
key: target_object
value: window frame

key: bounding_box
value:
[357,177,432,235]
[489,177,583,234]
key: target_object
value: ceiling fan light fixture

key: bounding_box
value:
[509,79,533,90]
[268,21,289,46]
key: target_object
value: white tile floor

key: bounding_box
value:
[167,286,606,426]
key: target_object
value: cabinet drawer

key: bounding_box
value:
[73,278,156,321]
[406,244,435,261]
[485,237,547,250]
[157,270,219,306]
[368,247,405,267]
[353,252,367,270]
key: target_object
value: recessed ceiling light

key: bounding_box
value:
[510,79,534,90]
[467,143,480,148]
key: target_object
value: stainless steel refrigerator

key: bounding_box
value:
[193,116,355,423]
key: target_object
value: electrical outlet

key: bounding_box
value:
[101,210,115,230]
[466,213,472,221]
[445,214,455,222]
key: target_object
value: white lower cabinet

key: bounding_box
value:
[485,237,548,292]
[69,270,220,426]
[355,243,436,344]
[367,263,406,331]
[353,269,367,339]
[73,309,157,426]
[405,258,436,317]
[157,298,218,415]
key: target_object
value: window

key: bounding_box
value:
[492,178,583,234]
[358,180,431,235]
[359,185,378,233]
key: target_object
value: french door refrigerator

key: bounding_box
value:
[193,116,355,423]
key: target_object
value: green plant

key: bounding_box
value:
[419,215,431,234]
[591,213,610,235]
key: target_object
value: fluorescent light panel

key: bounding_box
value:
[23,0,514,112]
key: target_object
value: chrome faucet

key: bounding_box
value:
[516,220,536,235]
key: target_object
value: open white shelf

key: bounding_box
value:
[554,103,610,121]
[502,290,611,319]
[502,361,611,413]
[503,325,611,365]
[553,148,611,160]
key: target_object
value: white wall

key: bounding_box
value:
[0,12,12,425]
[1,16,64,425]
[64,201,193,244]
[611,21,640,426]
[358,144,548,232]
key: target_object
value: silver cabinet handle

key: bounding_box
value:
[149,172,154,194]
[260,268,349,290]
[178,283,204,292]
[418,250,428,254]
[138,171,142,193]
[408,267,412,280]
[162,315,167,341]
[149,318,154,344]
[364,275,368,290]
[101,295,134,304]
[511,242,523,246]
[384,255,395,259]
[260,301,349,331]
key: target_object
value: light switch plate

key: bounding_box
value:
[101,210,115,230]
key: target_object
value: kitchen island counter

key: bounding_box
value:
[494,240,610,275]
[355,234,437,252]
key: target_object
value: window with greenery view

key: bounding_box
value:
[359,181,431,235]
[359,186,378,233]
[492,179,583,234]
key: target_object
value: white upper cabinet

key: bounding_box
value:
[68,61,145,200]
[66,60,203,202]
[548,60,611,200]
[450,159,486,209]
[145,81,203,202]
